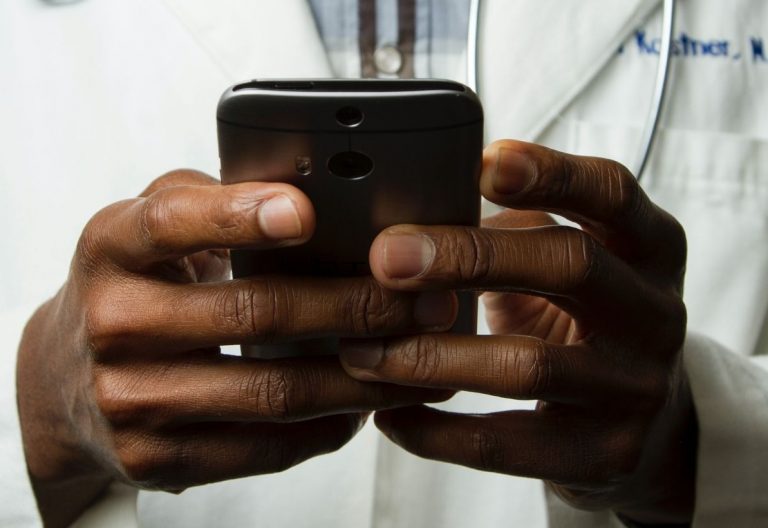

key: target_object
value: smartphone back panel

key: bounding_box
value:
[218,80,483,357]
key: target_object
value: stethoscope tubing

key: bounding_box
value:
[466,0,678,182]
[45,0,678,181]
[636,0,677,181]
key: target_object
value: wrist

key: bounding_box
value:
[31,473,114,528]
[616,512,691,528]
[616,374,699,525]
[17,298,115,527]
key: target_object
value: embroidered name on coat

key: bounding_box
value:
[618,30,767,63]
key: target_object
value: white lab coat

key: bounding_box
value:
[1,0,767,526]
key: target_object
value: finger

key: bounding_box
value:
[481,291,575,341]
[481,209,554,230]
[144,171,232,282]
[96,355,452,427]
[339,335,653,405]
[187,249,231,283]
[118,413,368,490]
[90,179,315,270]
[374,405,637,486]
[480,140,686,274]
[369,224,675,332]
[138,169,220,197]
[88,277,458,356]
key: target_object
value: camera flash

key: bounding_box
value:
[295,156,312,176]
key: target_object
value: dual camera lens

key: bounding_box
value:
[328,151,373,180]
[295,107,372,179]
[336,106,364,128]
[330,106,371,179]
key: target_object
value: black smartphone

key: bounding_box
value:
[217,79,483,358]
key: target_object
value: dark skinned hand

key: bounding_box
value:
[339,140,696,525]
[16,170,455,528]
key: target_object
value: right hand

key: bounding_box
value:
[16,170,455,527]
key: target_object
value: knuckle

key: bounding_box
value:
[348,280,385,335]
[76,202,130,272]
[257,433,307,474]
[603,162,643,223]
[77,218,106,270]
[507,340,554,399]
[643,294,687,359]
[263,442,297,473]
[547,154,644,224]
[139,188,183,255]
[669,215,688,254]
[490,139,517,152]
[142,169,216,196]
[543,152,576,202]
[576,425,645,486]
[556,155,641,222]
[557,228,602,293]
[470,428,507,472]
[85,292,135,358]
[524,148,580,204]
[93,367,136,426]
[93,364,172,427]
[646,376,674,413]
[115,433,167,486]
[451,228,494,283]
[117,446,154,485]
[217,281,283,340]
[117,434,190,490]
[323,414,363,453]
[663,298,688,352]
[397,418,427,454]
[214,189,262,239]
[604,429,644,483]
[659,210,689,273]
[261,416,359,473]
[619,359,671,411]
[347,280,406,335]
[399,335,442,385]
[240,368,300,421]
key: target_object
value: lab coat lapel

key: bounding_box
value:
[159,0,661,139]
[480,0,661,142]
[160,0,333,80]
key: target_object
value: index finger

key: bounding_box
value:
[480,140,686,276]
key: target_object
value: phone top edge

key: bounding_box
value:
[217,78,483,133]
[216,116,482,135]
[229,78,475,94]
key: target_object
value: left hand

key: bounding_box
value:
[339,140,697,525]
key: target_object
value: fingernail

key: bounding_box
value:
[382,234,435,279]
[414,291,456,329]
[493,148,536,194]
[340,341,384,370]
[258,195,302,239]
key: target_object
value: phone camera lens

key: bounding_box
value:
[336,106,364,127]
[328,151,373,179]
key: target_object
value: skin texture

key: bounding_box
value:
[17,140,696,527]
[339,140,696,525]
[16,170,456,528]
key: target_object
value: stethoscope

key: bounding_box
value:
[45,0,677,180]
[467,0,678,182]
